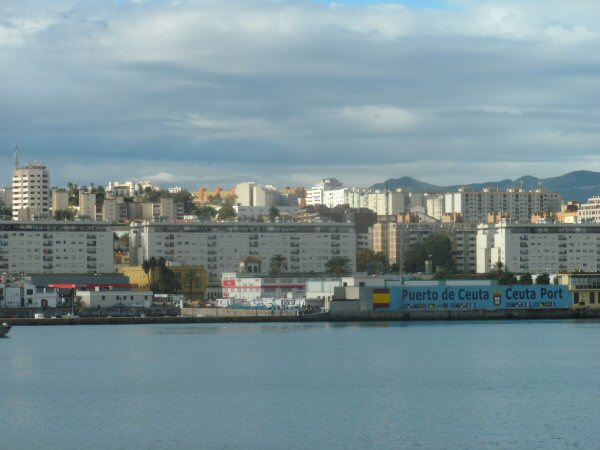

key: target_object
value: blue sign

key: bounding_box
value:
[384,285,572,311]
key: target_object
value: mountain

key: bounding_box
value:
[371,176,443,192]
[371,171,600,203]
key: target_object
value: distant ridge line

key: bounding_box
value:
[370,170,600,203]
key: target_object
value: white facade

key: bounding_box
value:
[578,196,600,223]
[0,221,114,274]
[445,187,562,224]
[318,186,411,216]
[129,221,357,285]
[0,282,58,308]
[12,162,50,220]
[221,272,306,301]
[76,289,153,308]
[106,180,159,197]
[476,222,600,274]
[305,178,343,206]
[426,195,445,220]
[235,182,279,207]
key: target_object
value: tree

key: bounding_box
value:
[268,206,280,222]
[216,204,236,221]
[0,203,11,219]
[142,259,152,275]
[325,256,353,276]
[67,182,79,206]
[118,233,129,249]
[54,208,75,221]
[535,273,551,284]
[192,205,217,221]
[172,190,193,214]
[181,268,201,301]
[151,267,181,294]
[490,261,505,276]
[498,272,518,285]
[356,249,388,274]
[404,234,454,273]
[269,254,288,276]
[519,273,533,285]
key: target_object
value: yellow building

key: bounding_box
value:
[121,265,208,301]
[560,273,600,309]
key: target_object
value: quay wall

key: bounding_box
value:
[3,308,600,325]
[180,308,300,318]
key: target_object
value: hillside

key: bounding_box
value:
[371,171,600,202]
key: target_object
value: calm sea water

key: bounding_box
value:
[2,320,600,449]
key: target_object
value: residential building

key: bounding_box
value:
[444,187,561,224]
[305,178,343,206]
[578,196,600,222]
[129,221,357,298]
[12,161,50,220]
[51,188,69,213]
[235,182,279,207]
[0,221,114,274]
[78,189,96,219]
[106,180,159,197]
[233,205,301,220]
[372,221,477,274]
[476,222,600,274]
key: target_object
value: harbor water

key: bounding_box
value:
[2,320,600,449]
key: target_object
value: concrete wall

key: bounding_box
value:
[181,307,299,318]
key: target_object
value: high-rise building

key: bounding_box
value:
[12,161,50,220]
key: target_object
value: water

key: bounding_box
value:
[2,320,600,449]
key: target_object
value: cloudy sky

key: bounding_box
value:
[1,0,599,190]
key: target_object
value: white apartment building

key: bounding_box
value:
[12,162,50,220]
[444,187,561,223]
[235,182,279,207]
[129,221,357,286]
[305,178,343,206]
[0,221,114,274]
[372,222,477,274]
[106,180,159,197]
[578,196,600,223]
[426,194,445,220]
[318,186,412,217]
[476,222,600,274]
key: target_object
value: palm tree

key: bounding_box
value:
[182,268,201,301]
[269,254,288,276]
[325,256,353,276]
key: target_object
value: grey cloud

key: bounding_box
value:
[1,0,600,190]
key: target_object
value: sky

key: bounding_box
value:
[1,0,600,190]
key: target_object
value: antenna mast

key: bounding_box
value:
[14,145,19,169]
